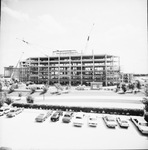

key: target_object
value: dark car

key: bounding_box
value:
[51,112,61,122]
[35,110,53,122]
[62,112,73,123]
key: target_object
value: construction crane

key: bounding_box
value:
[83,23,95,54]
[16,38,54,53]
[10,52,24,83]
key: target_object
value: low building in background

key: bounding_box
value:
[119,73,134,83]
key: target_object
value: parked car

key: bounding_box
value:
[51,111,61,122]
[88,115,98,127]
[116,117,129,128]
[131,117,148,134]
[6,108,23,118]
[103,116,118,128]
[75,85,86,90]
[26,84,45,90]
[62,112,73,123]
[73,112,84,127]
[35,110,53,122]
[0,107,10,116]
[15,108,24,114]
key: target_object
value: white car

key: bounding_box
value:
[116,117,129,128]
[131,117,148,134]
[73,113,84,127]
[26,84,45,90]
[88,115,98,127]
[103,116,118,128]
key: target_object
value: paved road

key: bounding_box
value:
[0,109,148,150]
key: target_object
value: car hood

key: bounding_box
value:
[107,121,117,125]
[139,126,148,131]
[7,113,15,116]
[73,119,83,123]
[88,119,97,124]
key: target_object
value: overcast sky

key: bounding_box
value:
[0,0,147,74]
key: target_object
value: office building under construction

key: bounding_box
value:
[17,50,120,86]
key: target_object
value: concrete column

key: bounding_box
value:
[48,57,49,85]
[93,51,95,82]
[69,55,71,86]
[105,55,107,86]
[58,56,60,84]
[81,55,83,85]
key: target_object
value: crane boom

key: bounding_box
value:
[83,23,95,54]
[10,52,24,81]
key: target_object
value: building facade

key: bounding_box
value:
[119,73,134,83]
[18,51,120,86]
[4,66,20,80]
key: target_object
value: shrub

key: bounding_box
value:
[0,82,2,92]
[23,103,30,108]
[5,97,13,105]
[40,87,48,95]
[144,83,148,97]
[0,98,4,107]
[8,86,14,94]
[30,87,36,94]
[26,95,34,103]
[144,112,148,122]
[18,92,22,97]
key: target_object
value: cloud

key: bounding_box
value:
[35,14,66,34]
[1,6,29,22]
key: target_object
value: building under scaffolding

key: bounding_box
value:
[15,50,120,86]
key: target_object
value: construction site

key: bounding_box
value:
[16,50,120,86]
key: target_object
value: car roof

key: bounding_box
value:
[75,112,83,117]
[65,112,73,115]
[105,115,115,119]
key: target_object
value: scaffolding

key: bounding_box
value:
[18,53,120,86]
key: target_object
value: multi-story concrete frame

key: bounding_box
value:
[19,52,120,86]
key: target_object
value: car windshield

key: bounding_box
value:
[107,117,115,121]
[64,114,70,117]
[89,117,96,120]
[53,113,58,116]
[10,110,15,112]
[76,117,82,119]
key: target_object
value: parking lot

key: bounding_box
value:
[0,109,148,150]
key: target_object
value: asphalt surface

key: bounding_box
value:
[0,109,148,150]
[1,88,147,149]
